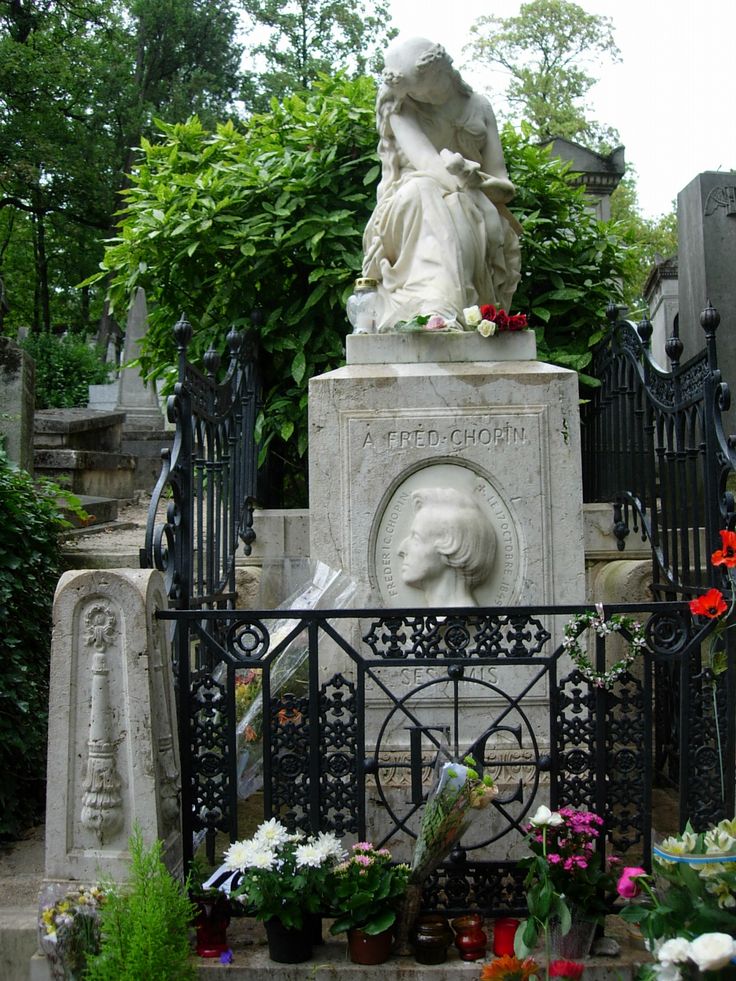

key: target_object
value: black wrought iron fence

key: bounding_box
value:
[581,302,736,601]
[158,601,731,913]
[140,316,261,609]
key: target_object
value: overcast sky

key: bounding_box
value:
[387,0,736,219]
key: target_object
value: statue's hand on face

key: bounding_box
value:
[397,510,445,589]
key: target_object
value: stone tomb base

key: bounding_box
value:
[310,332,585,609]
[309,333,586,818]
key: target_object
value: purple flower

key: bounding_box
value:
[220,948,234,964]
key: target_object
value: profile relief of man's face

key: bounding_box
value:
[397,487,496,606]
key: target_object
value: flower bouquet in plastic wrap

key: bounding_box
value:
[395,753,497,952]
[213,561,356,801]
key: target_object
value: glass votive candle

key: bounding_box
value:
[493,917,520,956]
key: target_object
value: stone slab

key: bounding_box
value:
[677,172,736,434]
[0,337,35,472]
[347,330,537,365]
[34,408,125,437]
[34,449,136,498]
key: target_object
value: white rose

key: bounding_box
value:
[478,319,496,337]
[529,804,564,827]
[688,932,736,971]
[463,305,482,327]
[657,938,692,964]
[652,963,682,981]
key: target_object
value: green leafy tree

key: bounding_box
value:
[240,0,396,112]
[0,0,243,334]
[466,0,620,148]
[89,81,633,504]
[88,74,378,503]
[609,173,678,315]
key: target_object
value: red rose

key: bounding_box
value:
[507,313,528,331]
[494,309,509,330]
[549,960,585,980]
[480,304,496,321]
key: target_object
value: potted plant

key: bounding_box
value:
[516,805,618,962]
[84,828,196,981]
[222,819,344,964]
[328,842,410,964]
[617,817,736,976]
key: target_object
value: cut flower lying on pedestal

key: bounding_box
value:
[463,304,528,334]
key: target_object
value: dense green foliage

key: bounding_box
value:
[466,0,620,148]
[86,829,196,981]
[504,124,632,383]
[241,0,396,112]
[92,74,378,498]
[90,78,633,502]
[21,333,111,409]
[0,449,66,839]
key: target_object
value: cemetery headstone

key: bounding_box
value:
[0,336,35,472]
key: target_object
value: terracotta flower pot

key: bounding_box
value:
[347,926,393,965]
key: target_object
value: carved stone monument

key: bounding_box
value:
[44,568,181,885]
[677,172,736,433]
[310,334,585,610]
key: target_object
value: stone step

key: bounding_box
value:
[22,915,649,980]
[0,907,39,981]
[34,448,136,499]
[60,494,119,527]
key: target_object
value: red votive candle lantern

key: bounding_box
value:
[493,917,520,956]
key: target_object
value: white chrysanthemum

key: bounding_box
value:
[224,840,254,871]
[688,933,736,971]
[313,832,347,862]
[657,938,692,964]
[463,305,482,327]
[295,843,324,868]
[247,847,277,871]
[254,818,291,850]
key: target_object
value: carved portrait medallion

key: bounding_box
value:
[371,463,522,607]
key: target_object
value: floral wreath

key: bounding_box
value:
[562,603,647,689]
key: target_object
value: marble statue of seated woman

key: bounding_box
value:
[362,36,522,333]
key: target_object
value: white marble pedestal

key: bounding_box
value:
[309,332,585,608]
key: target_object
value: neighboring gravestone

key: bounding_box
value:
[117,287,164,429]
[678,172,736,432]
[89,288,172,490]
[44,568,182,884]
[0,336,35,472]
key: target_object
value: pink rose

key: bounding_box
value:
[425,315,447,330]
[617,867,646,898]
